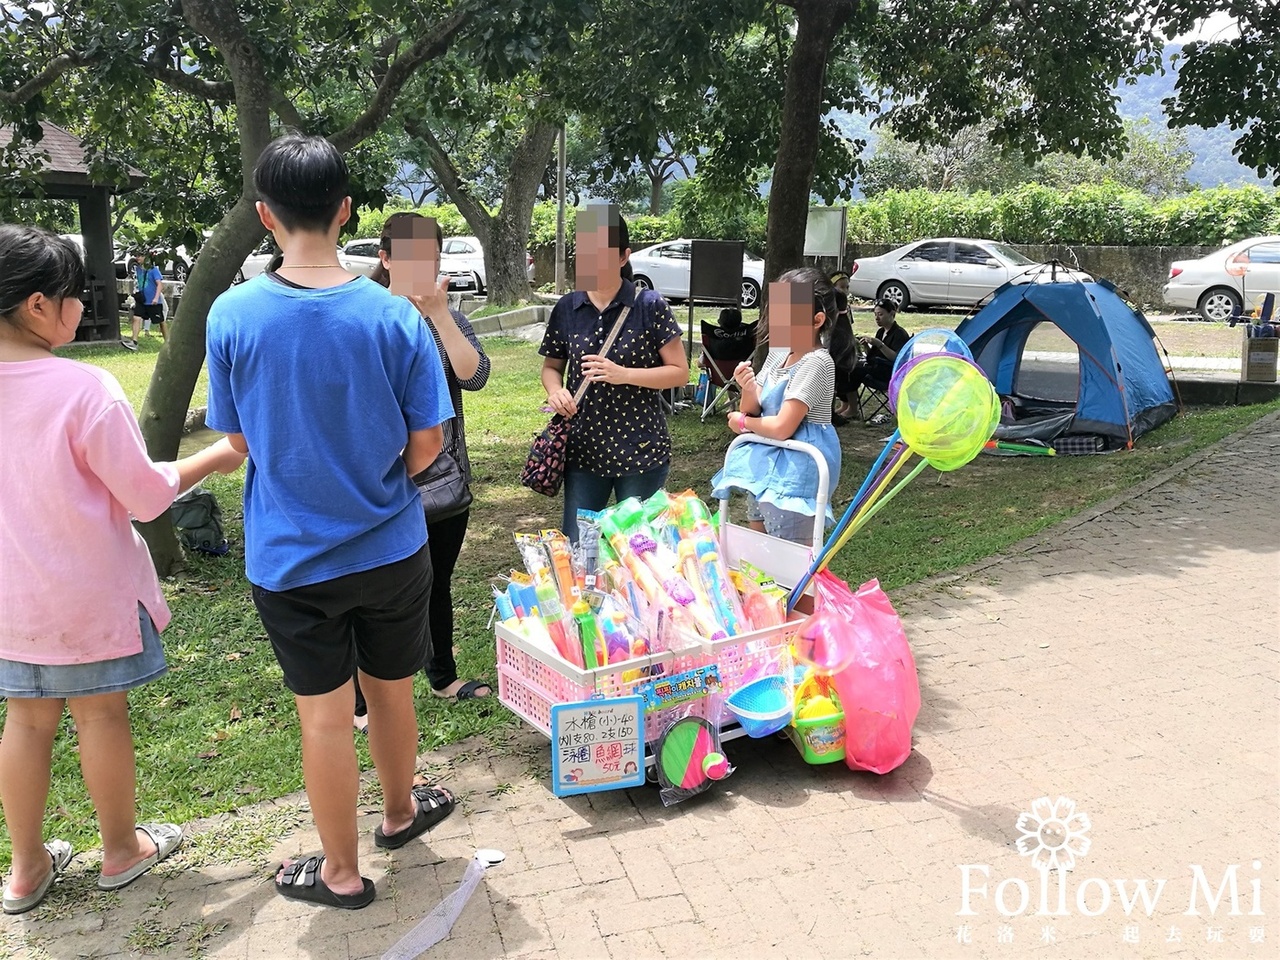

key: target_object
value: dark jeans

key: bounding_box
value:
[561,463,670,543]
[354,508,470,714]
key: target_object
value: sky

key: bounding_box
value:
[1172,10,1241,43]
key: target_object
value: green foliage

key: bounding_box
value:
[845,184,1280,247]
[1158,1,1280,183]
[354,199,472,242]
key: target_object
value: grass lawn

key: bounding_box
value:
[2,330,1275,871]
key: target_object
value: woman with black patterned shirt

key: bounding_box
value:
[539,210,689,542]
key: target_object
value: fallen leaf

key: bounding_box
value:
[225,652,243,662]
[213,730,229,741]
[197,750,219,760]
[229,706,243,722]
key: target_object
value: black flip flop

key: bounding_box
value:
[374,785,456,850]
[274,856,375,910]
[453,679,492,702]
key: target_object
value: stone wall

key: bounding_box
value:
[845,243,1218,311]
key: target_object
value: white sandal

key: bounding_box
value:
[97,823,183,891]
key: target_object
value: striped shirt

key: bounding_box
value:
[759,348,836,425]
[423,309,490,487]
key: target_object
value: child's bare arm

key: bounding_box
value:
[171,437,246,494]
[404,425,444,477]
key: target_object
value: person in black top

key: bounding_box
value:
[851,296,912,393]
[539,207,689,542]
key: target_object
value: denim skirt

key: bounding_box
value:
[0,604,168,699]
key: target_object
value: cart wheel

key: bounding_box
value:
[645,763,660,785]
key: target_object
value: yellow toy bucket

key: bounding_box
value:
[787,675,846,765]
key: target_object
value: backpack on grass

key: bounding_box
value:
[168,487,229,556]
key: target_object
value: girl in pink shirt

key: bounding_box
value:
[0,226,244,914]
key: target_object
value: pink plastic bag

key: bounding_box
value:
[815,571,920,775]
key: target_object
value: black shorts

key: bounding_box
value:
[251,545,434,696]
[133,299,163,322]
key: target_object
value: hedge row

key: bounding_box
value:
[844,184,1280,247]
[356,183,1279,254]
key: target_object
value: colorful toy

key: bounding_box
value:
[724,675,793,738]
[787,352,999,611]
[702,752,731,780]
[535,571,583,668]
[891,327,973,380]
[571,600,601,669]
[793,610,858,675]
[655,717,721,803]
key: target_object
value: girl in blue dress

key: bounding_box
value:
[712,267,843,544]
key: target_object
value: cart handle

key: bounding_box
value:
[717,434,832,554]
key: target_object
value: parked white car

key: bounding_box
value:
[848,238,1092,309]
[441,235,537,294]
[337,238,387,278]
[1163,235,1280,321]
[628,239,764,308]
[236,237,280,283]
[339,238,479,292]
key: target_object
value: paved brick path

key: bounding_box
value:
[5,414,1277,960]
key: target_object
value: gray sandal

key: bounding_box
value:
[3,839,73,914]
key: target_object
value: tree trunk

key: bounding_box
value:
[649,166,664,215]
[135,0,279,574]
[486,121,559,305]
[757,0,851,366]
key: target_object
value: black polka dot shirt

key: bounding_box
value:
[540,281,683,477]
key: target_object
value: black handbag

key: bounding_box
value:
[520,306,632,497]
[415,416,472,521]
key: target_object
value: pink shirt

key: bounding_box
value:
[0,357,180,665]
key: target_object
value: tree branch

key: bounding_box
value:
[330,9,471,152]
[142,62,234,101]
[270,93,305,131]
[405,116,493,242]
[0,51,95,105]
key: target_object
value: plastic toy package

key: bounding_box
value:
[644,674,734,807]
[497,489,784,675]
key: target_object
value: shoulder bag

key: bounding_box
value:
[520,305,632,497]
[415,414,473,521]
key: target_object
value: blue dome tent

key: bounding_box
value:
[955,280,1177,449]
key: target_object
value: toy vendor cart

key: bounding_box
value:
[495,435,832,767]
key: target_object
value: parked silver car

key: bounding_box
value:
[848,238,1092,309]
[1163,236,1280,321]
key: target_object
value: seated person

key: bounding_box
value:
[829,289,860,423]
[851,296,911,393]
[713,306,753,342]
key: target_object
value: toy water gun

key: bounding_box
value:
[542,531,579,607]
[571,600,602,669]
[984,440,1055,456]
[697,547,743,636]
[534,570,583,668]
[672,495,744,635]
[630,534,726,641]
[677,539,741,637]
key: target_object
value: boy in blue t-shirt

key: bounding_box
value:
[205,133,456,910]
[124,254,166,350]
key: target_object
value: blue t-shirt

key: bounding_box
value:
[136,265,163,303]
[206,275,452,591]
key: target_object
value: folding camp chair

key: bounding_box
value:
[852,357,893,424]
[855,381,892,424]
[699,309,758,422]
